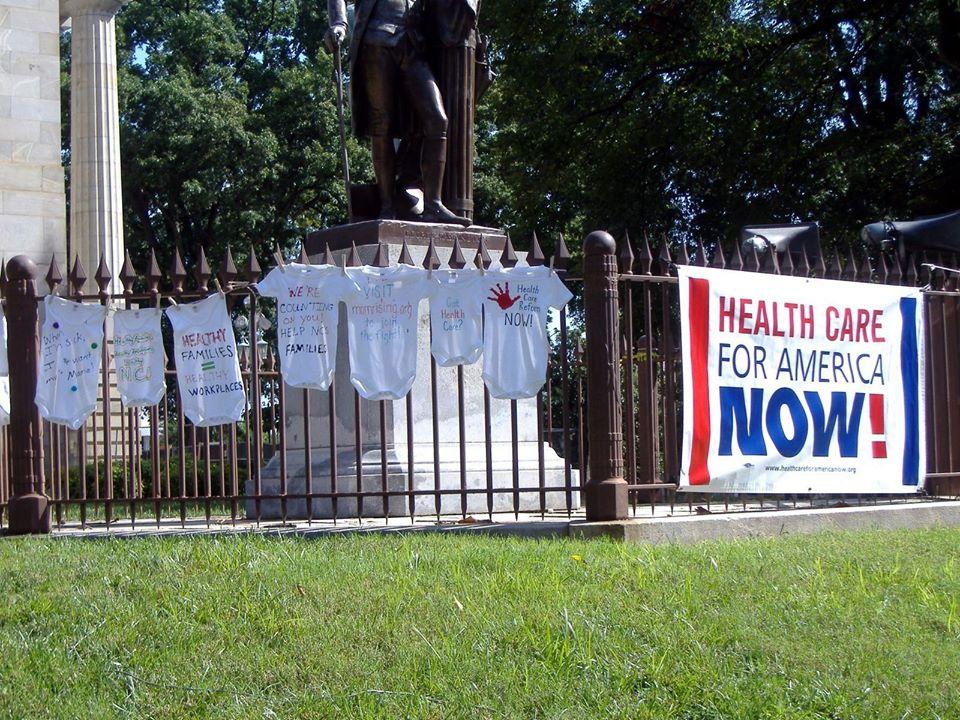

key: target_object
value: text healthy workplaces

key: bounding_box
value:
[35,262,573,429]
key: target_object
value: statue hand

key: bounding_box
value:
[325,26,346,53]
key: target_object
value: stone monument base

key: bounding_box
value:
[247,442,578,520]
[245,220,579,520]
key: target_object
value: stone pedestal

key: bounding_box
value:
[247,222,578,519]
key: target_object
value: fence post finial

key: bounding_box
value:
[582,231,628,521]
[527,231,545,266]
[6,255,49,534]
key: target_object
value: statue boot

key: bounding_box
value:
[372,136,399,221]
[420,137,472,227]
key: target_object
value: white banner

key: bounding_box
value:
[678,266,925,494]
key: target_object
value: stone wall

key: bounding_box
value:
[0,0,67,279]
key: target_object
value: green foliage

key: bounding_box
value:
[112,0,372,274]
[99,0,958,272]
[476,0,959,252]
[66,456,239,501]
[2,530,960,717]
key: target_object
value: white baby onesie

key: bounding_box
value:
[344,264,431,400]
[166,293,245,427]
[113,308,167,408]
[481,265,573,399]
[428,268,484,367]
[35,295,107,429]
[256,263,355,390]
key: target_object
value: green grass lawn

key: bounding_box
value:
[1,529,958,719]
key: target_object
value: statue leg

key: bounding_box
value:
[402,54,471,227]
[362,45,400,220]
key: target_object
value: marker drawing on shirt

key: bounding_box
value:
[166,294,245,427]
[344,265,431,400]
[113,308,166,408]
[428,268,484,367]
[35,296,107,429]
[257,264,354,390]
[481,266,573,400]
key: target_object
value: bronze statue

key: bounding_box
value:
[325,0,484,227]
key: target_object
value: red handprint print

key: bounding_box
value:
[488,282,520,310]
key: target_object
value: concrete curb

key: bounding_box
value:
[9,501,959,544]
[569,500,960,543]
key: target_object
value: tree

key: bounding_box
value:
[112,0,371,274]
[475,0,959,253]
[79,0,958,271]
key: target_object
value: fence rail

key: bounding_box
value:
[1,230,957,535]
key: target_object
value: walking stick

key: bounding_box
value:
[332,43,353,221]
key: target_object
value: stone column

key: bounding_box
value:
[0,0,68,279]
[61,0,127,292]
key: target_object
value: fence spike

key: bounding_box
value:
[146,249,162,293]
[170,245,187,291]
[321,241,334,266]
[553,232,571,270]
[423,237,441,270]
[708,241,726,269]
[474,235,491,269]
[527,231,545,266]
[219,245,238,287]
[918,252,933,288]
[936,252,949,290]
[888,251,903,285]
[45,253,62,294]
[763,245,779,274]
[244,245,262,282]
[448,236,466,269]
[743,243,759,273]
[194,246,212,291]
[677,239,690,266]
[695,239,709,267]
[347,241,361,267]
[857,250,873,283]
[905,254,919,286]
[70,255,88,295]
[638,232,653,275]
[299,243,310,265]
[728,241,744,272]
[795,246,811,277]
[398,238,414,266]
[779,248,795,276]
[825,248,842,280]
[500,233,518,268]
[842,246,858,282]
[94,253,112,295]
[877,252,890,284]
[656,235,672,275]
[373,240,390,268]
[812,247,826,277]
[119,250,137,294]
[619,231,635,275]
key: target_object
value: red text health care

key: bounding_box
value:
[718,296,885,343]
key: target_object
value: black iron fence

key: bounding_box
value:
[1,230,957,535]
